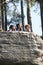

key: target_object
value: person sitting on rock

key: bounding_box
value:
[8,25,15,32]
[25,24,31,32]
[16,23,22,31]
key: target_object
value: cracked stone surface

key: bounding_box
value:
[0,31,43,65]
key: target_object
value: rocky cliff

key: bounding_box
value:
[0,31,43,65]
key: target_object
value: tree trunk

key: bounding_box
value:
[39,0,43,36]
[21,0,24,31]
[1,0,5,30]
[27,0,32,31]
[4,0,7,31]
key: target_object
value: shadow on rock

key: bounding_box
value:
[0,60,38,65]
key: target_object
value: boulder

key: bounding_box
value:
[0,31,43,65]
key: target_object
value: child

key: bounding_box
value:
[8,25,15,32]
[25,24,31,32]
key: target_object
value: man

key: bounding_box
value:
[16,23,22,31]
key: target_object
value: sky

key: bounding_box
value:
[23,1,42,36]
[7,0,42,36]
[30,2,42,36]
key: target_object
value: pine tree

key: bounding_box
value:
[0,0,4,30]
[4,0,7,31]
[40,0,43,36]
[27,0,32,31]
[21,0,24,30]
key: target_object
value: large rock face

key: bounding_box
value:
[0,31,43,65]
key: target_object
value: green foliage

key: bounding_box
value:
[30,0,36,6]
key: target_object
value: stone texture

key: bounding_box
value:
[0,31,43,65]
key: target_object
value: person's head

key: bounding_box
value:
[9,25,15,31]
[16,23,21,29]
[25,24,31,32]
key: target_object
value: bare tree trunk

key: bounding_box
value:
[0,0,7,31]
[27,0,32,32]
[1,0,4,30]
[21,0,24,31]
[4,0,7,31]
[39,0,43,36]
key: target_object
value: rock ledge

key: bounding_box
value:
[0,31,43,65]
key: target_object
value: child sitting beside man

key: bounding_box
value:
[8,24,31,32]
